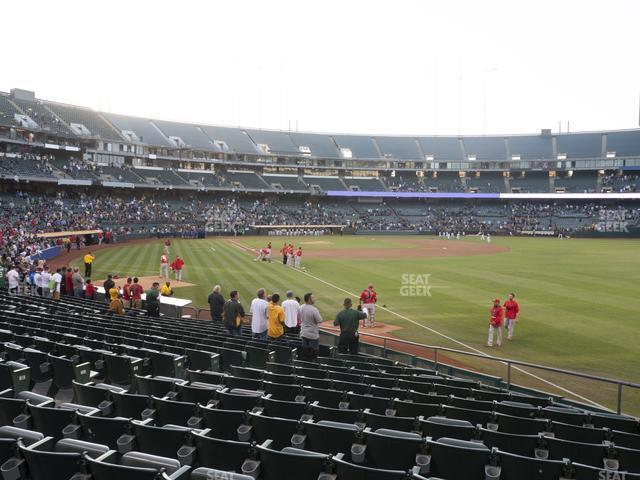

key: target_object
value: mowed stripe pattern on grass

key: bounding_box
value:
[77,235,640,413]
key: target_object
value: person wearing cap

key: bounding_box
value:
[334,298,367,354]
[83,251,95,278]
[487,298,504,347]
[170,255,185,281]
[359,283,378,328]
[282,290,301,334]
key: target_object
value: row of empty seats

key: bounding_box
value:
[0,291,638,479]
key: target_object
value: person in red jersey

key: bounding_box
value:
[84,279,96,300]
[129,277,144,309]
[122,277,132,308]
[487,298,504,347]
[503,292,520,341]
[171,255,185,281]
[280,243,288,265]
[255,243,272,262]
[359,283,378,328]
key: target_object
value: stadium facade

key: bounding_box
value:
[2,88,640,237]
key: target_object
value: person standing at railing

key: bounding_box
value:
[334,298,367,354]
[146,282,161,317]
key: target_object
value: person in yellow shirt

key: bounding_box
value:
[108,286,124,315]
[83,251,95,277]
[267,293,286,340]
[160,281,174,297]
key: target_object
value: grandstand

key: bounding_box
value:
[2,86,640,480]
[0,89,639,199]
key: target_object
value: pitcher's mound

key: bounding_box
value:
[96,275,196,290]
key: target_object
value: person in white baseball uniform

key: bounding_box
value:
[294,247,302,269]
[159,253,169,280]
[282,290,301,334]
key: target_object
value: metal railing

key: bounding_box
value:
[321,326,640,415]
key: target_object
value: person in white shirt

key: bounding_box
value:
[51,268,63,300]
[249,288,269,340]
[40,266,52,298]
[7,266,20,294]
[34,268,42,296]
[281,290,301,335]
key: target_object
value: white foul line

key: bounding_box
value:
[226,238,608,410]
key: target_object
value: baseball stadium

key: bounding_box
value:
[1,2,640,479]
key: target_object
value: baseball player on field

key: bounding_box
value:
[159,253,169,280]
[294,246,302,269]
[359,283,378,328]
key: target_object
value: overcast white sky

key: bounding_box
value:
[2,0,639,136]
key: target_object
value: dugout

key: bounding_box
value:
[249,224,346,236]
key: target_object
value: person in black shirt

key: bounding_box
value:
[103,274,115,303]
[222,290,245,336]
[334,298,367,354]
[208,285,225,322]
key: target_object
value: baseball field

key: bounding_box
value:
[63,235,640,414]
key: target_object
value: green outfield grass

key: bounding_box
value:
[74,235,640,414]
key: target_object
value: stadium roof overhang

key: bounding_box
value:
[327,191,640,200]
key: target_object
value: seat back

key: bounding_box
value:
[153,396,199,427]
[421,416,475,441]
[132,423,191,459]
[303,420,361,458]
[186,349,219,372]
[332,455,416,480]
[495,449,570,480]
[426,438,489,480]
[365,429,426,470]
[253,444,329,480]
[261,397,308,420]
[18,441,82,480]
[77,412,130,449]
[192,431,251,471]
[28,403,75,440]
[249,413,300,449]
[200,407,246,440]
